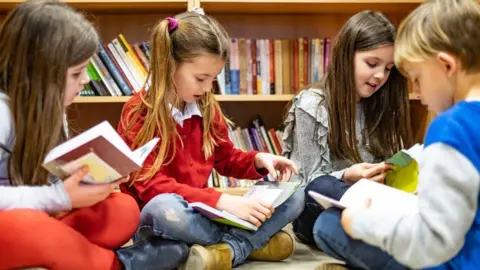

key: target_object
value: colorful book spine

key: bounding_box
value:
[97,44,132,96]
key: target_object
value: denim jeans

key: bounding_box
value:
[293,175,408,270]
[137,188,305,266]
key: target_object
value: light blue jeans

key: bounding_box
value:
[293,175,408,270]
[136,189,305,266]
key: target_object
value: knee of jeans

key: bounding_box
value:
[140,194,190,230]
[312,208,342,249]
[305,175,337,194]
[283,188,306,221]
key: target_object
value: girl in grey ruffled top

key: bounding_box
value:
[284,10,413,270]
[283,88,381,187]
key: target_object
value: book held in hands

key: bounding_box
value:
[190,181,299,231]
[385,143,423,193]
[309,179,418,215]
[43,121,159,184]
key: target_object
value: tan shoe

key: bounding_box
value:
[248,230,295,262]
[180,243,232,270]
[315,263,349,270]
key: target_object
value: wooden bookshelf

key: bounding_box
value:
[0,0,187,13]
[201,0,423,14]
[73,94,296,103]
[73,93,420,104]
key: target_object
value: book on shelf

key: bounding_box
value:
[43,121,159,184]
[81,34,332,98]
[215,37,331,96]
[308,178,418,216]
[80,33,151,97]
[192,181,300,231]
[207,114,285,189]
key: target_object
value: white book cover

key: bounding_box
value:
[309,179,418,216]
[191,181,299,230]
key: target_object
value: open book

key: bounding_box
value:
[309,179,418,215]
[385,143,423,193]
[191,181,299,231]
[43,121,159,184]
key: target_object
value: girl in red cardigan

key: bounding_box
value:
[118,9,305,270]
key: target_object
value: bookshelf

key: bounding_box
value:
[72,94,298,103]
[0,0,187,12]
[0,0,431,194]
[199,0,423,14]
[73,93,420,103]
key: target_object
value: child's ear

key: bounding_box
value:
[436,52,458,78]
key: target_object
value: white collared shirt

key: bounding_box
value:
[169,102,202,127]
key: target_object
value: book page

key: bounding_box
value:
[132,137,160,165]
[243,186,283,206]
[61,152,122,184]
[190,202,258,231]
[402,143,423,163]
[308,191,347,210]
[340,179,418,215]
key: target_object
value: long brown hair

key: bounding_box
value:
[121,11,231,182]
[0,0,99,186]
[318,10,413,163]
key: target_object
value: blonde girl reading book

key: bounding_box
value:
[117,9,305,270]
[0,1,187,269]
[342,0,480,269]
[283,10,413,269]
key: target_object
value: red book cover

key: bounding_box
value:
[268,128,283,155]
[269,40,275,95]
[104,44,135,93]
[251,39,258,95]
[293,39,299,94]
[43,121,158,184]
[303,38,309,87]
[324,37,331,72]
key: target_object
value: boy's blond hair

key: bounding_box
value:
[395,0,480,73]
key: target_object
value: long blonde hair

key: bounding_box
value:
[121,11,231,181]
[395,0,480,73]
[0,0,98,186]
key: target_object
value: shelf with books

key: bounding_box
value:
[73,94,295,103]
[73,93,419,104]
[0,0,187,13]
[200,0,423,14]
[201,0,430,142]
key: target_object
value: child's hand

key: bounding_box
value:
[343,162,392,183]
[63,167,128,209]
[254,153,299,182]
[341,198,371,239]
[216,193,273,227]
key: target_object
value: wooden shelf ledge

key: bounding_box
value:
[214,187,249,196]
[201,0,423,14]
[73,94,295,103]
[0,0,187,13]
[73,93,419,103]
